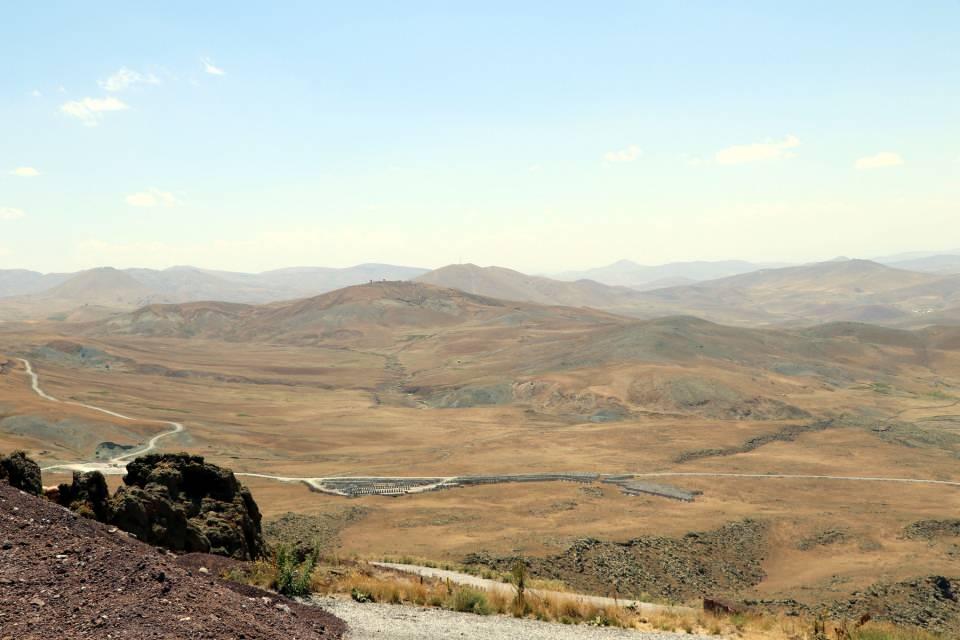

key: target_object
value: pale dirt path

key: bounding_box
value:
[633,471,960,488]
[371,562,692,617]
[18,358,184,474]
[313,596,715,640]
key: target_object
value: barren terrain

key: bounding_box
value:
[3,282,960,609]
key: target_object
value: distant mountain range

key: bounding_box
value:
[414,264,647,311]
[882,254,960,274]
[551,259,790,290]
[635,258,960,326]
[2,255,960,328]
[414,259,960,328]
[0,264,428,322]
[0,263,428,302]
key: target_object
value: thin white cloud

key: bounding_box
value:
[99,67,160,92]
[604,144,642,163]
[125,188,181,208]
[714,135,800,165]
[201,57,226,76]
[10,167,41,177]
[31,89,42,97]
[0,207,26,220]
[60,96,129,126]
[855,152,904,170]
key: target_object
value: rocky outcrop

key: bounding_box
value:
[675,419,835,463]
[465,519,768,601]
[904,519,960,540]
[4,450,266,560]
[109,453,266,560]
[54,470,111,520]
[827,576,960,634]
[0,451,42,495]
[796,528,851,551]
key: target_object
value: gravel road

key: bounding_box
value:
[315,596,715,640]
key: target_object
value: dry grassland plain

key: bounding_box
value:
[2,307,960,606]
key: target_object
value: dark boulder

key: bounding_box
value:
[110,453,266,560]
[0,451,42,495]
[55,470,111,520]
[110,483,210,552]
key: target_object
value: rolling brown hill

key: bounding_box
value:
[0,268,172,322]
[0,263,431,322]
[99,300,257,338]
[92,281,627,345]
[40,267,162,306]
[414,263,656,313]
[85,281,960,424]
[637,259,960,326]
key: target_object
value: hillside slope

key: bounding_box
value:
[415,263,653,312]
[639,259,960,326]
[93,281,626,344]
[0,480,345,638]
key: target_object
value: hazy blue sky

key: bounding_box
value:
[2,2,958,273]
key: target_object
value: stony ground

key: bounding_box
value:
[0,481,345,639]
[314,597,715,640]
[464,519,768,601]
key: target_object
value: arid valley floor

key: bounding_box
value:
[3,277,960,612]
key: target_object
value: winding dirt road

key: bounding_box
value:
[15,358,960,492]
[19,358,184,473]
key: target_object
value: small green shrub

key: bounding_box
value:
[351,587,375,603]
[510,560,528,613]
[447,588,492,615]
[273,545,316,598]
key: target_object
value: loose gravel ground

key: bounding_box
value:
[314,597,716,640]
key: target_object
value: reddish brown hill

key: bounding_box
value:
[0,481,344,639]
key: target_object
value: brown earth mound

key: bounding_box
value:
[0,481,345,639]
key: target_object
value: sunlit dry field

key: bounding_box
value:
[3,316,960,605]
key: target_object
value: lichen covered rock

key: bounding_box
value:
[110,453,266,559]
[0,450,42,495]
[55,470,111,520]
